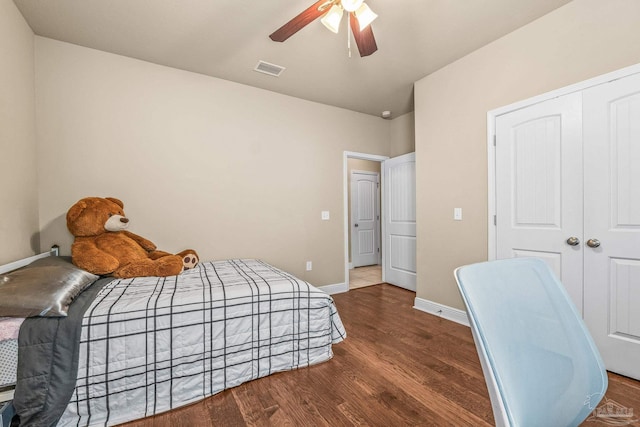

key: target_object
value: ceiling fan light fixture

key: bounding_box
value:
[355,3,377,30]
[269,0,378,57]
[320,4,343,33]
[341,0,364,12]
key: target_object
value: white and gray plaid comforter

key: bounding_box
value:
[58,259,346,426]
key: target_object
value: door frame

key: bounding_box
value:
[487,62,640,260]
[343,151,389,290]
[350,170,381,268]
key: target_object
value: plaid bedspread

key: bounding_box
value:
[58,259,346,426]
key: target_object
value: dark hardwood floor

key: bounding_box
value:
[120,284,640,426]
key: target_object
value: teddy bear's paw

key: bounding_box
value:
[177,249,199,270]
[182,253,199,270]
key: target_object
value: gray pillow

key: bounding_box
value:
[0,256,98,317]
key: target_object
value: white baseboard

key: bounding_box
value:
[413,297,470,327]
[348,262,354,270]
[318,282,348,295]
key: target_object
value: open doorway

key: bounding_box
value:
[343,152,388,290]
[343,151,417,292]
[349,165,381,288]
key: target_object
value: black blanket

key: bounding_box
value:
[14,277,111,427]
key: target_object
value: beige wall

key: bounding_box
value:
[0,0,38,264]
[35,37,392,286]
[415,0,640,310]
[389,112,415,158]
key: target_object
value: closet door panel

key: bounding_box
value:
[495,93,584,311]
[584,72,640,380]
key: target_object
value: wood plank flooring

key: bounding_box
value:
[120,284,640,426]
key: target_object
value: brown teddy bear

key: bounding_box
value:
[66,197,199,278]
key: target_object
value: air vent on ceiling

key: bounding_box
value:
[254,60,286,77]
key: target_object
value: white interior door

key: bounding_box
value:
[351,171,379,267]
[495,93,584,311]
[383,152,416,291]
[583,73,640,380]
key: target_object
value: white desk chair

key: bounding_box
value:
[454,257,607,427]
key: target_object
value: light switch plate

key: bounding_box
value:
[454,208,463,221]
[321,211,330,220]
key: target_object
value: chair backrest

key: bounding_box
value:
[454,258,607,427]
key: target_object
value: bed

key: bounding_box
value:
[0,251,346,426]
[0,248,61,405]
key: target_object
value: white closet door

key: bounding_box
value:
[383,152,416,291]
[583,73,640,380]
[495,93,584,311]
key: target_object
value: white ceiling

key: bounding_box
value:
[14,0,572,118]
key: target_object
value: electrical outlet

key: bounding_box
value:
[306,261,312,271]
[321,211,330,220]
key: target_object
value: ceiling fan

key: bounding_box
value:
[269,0,379,57]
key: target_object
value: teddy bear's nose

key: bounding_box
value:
[120,217,129,223]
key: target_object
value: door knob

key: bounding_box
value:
[354,224,359,227]
[586,238,600,248]
[566,237,580,246]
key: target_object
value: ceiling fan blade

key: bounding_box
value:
[270,0,333,42]
[349,12,378,57]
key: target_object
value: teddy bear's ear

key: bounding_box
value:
[106,197,124,208]
[67,200,87,224]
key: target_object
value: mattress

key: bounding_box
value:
[0,339,18,389]
[0,318,23,391]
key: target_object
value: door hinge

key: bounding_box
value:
[378,248,380,253]
[494,215,497,225]
[493,134,496,146]
[377,182,380,188]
